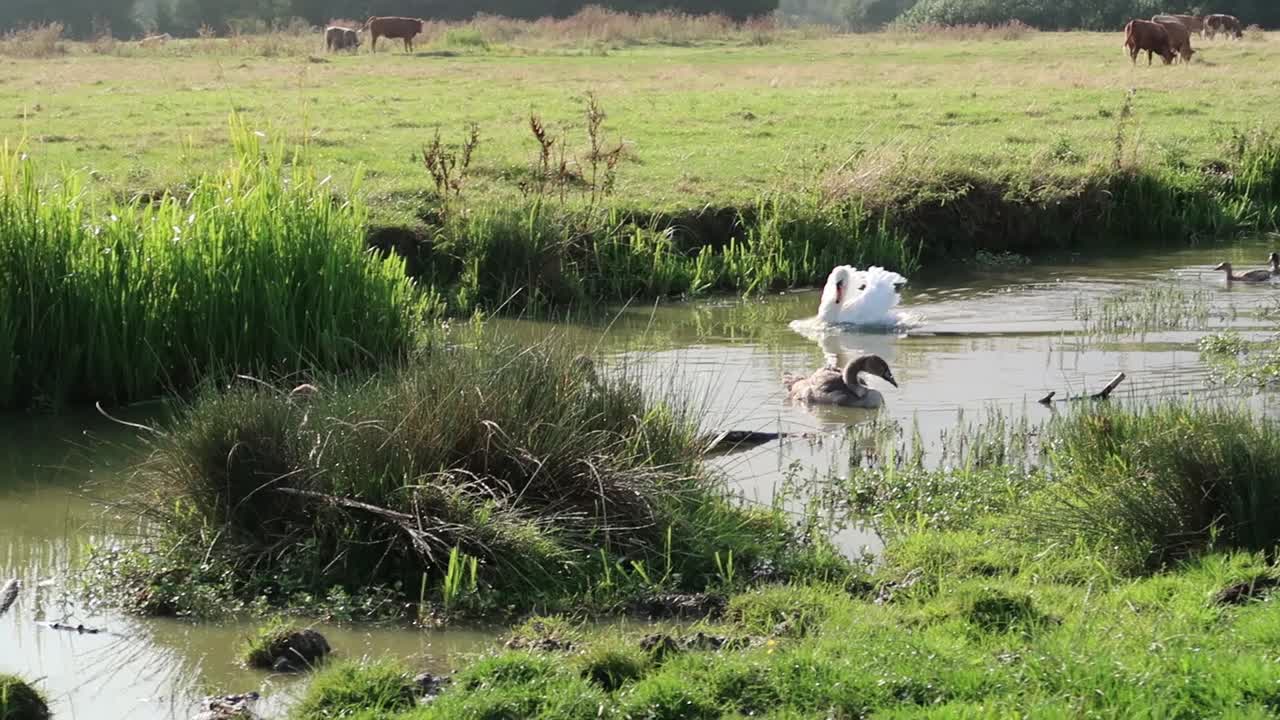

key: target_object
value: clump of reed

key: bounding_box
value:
[0,23,67,58]
[291,660,418,719]
[1026,403,1280,572]
[119,334,809,616]
[415,198,918,314]
[0,121,422,409]
[0,674,49,720]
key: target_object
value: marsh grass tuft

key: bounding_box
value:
[0,23,66,58]
[290,660,417,720]
[0,675,50,720]
[0,121,422,409]
[113,334,824,617]
[1026,403,1280,572]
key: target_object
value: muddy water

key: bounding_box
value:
[3,241,1279,719]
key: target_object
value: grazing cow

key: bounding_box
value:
[1124,19,1176,66]
[1152,16,1196,63]
[325,26,360,52]
[364,16,425,53]
[1205,14,1244,40]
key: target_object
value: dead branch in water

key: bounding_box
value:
[1039,372,1127,405]
[0,578,17,618]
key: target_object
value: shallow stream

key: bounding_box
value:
[3,240,1278,719]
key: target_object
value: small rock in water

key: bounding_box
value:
[262,629,331,673]
[192,692,260,720]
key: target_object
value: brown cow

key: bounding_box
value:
[325,26,360,52]
[364,16,425,53]
[1124,19,1176,66]
[1205,14,1244,40]
[1152,16,1196,63]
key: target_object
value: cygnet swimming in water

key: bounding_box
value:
[783,354,898,409]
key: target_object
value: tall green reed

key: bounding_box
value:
[0,120,423,408]
[420,196,919,315]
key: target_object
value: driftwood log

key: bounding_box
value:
[1038,372,1127,405]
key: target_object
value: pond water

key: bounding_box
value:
[3,240,1279,719]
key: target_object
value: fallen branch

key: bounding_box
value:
[0,578,17,618]
[703,430,787,454]
[1039,372,1127,405]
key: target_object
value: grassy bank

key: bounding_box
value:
[4,32,1280,318]
[0,124,423,410]
[98,336,842,619]
[282,402,1280,717]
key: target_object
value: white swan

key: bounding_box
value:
[815,265,908,327]
[783,354,898,409]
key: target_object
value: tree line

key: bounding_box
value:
[3,0,1274,39]
[782,0,1278,29]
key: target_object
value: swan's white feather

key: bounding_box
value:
[814,265,909,327]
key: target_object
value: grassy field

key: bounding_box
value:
[2,30,1277,222]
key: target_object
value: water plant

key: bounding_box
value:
[0,121,423,409]
[1073,282,1213,335]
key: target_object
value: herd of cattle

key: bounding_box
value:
[1124,12,1247,65]
[131,13,1255,59]
[324,16,424,52]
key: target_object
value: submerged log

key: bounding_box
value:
[1038,372,1127,405]
[703,430,787,454]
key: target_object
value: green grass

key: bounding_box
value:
[0,31,1275,344]
[3,33,1280,315]
[289,660,418,720]
[1027,402,1280,572]
[283,402,1280,718]
[0,675,49,720]
[292,546,1280,719]
[103,335,840,618]
[5,33,1279,216]
[0,121,424,409]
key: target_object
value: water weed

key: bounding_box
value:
[1073,283,1214,335]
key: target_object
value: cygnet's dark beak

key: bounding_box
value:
[883,372,898,388]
